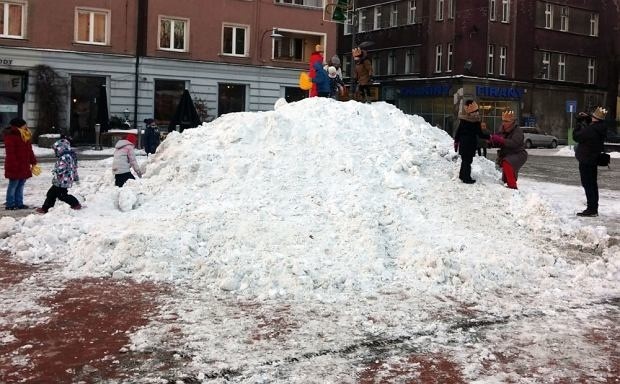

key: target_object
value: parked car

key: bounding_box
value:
[521,127,559,148]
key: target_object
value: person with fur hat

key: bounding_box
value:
[453,100,490,184]
[489,110,528,189]
[327,66,344,99]
[572,106,608,217]
[112,133,141,187]
[352,47,373,103]
[308,44,324,97]
[3,117,38,210]
[35,139,81,214]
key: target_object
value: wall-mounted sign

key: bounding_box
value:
[399,84,451,97]
[0,74,22,92]
[0,58,14,65]
[476,86,524,99]
[0,104,18,113]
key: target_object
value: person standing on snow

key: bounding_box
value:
[143,118,160,155]
[3,117,38,210]
[327,66,344,100]
[453,100,489,184]
[352,47,373,103]
[572,106,607,217]
[308,44,324,97]
[489,110,528,190]
[311,62,331,98]
[112,133,141,187]
[35,139,81,213]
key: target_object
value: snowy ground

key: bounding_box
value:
[0,99,618,382]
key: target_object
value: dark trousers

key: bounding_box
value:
[459,154,474,181]
[42,185,80,211]
[579,162,598,211]
[358,84,371,100]
[115,172,135,187]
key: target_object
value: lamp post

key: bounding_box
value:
[259,28,283,62]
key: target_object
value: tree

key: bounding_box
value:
[33,65,67,139]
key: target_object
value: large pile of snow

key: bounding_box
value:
[1,99,616,300]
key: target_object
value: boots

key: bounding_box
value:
[501,160,518,189]
[576,209,598,217]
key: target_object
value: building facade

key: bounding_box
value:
[336,0,619,138]
[0,0,336,143]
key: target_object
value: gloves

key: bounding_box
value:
[454,141,459,152]
[490,134,505,147]
[31,164,41,176]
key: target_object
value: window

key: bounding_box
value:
[587,58,595,84]
[218,83,246,116]
[373,6,381,30]
[405,48,416,73]
[544,4,553,29]
[372,56,380,76]
[344,17,352,34]
[274,0,322,7]
[446,43,453,72]
[590,13,598,36]
[489,0,496,21]
[558,54,565,81]
[408,0,416,24]
[154,79,186,124]
[75,8,109,45]
[501,0,509,22]
[541,52,550,79]
[390,4,398,27]
[358,9,366,32]
[274,37,303,62]
[499,46,507,75]
[559,7,568,31]
[223,24,248,56]
[436,0,444,21]
[487,44,495,74]
[435,44,442,73]
[0,1,25,38]
[159,17,188,51]
[387,50,396,75]
[448,0,455,19]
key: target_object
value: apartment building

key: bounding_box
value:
[336,0,619,138]
[0,0,336,143]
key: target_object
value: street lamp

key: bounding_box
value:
[259,28,283,62]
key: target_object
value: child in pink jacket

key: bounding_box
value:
[112,134,141,187]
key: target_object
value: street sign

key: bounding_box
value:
[566,100,577,113]
[323,0,352,24]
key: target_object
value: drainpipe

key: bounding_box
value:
[134,0,148,145]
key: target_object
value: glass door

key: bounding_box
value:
[70,76,106,144]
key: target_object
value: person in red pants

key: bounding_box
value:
[489,111,528,189]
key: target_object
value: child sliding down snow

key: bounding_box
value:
[35,139,81,214]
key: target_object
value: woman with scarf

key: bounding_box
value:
[453,100,489,184]
[3,118,38,210]
[489,111,528,190]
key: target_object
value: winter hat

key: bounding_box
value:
[143,118,155,125]
[328,66,338,78]
[315,44,323,52]
[464,101,479,114]
[9,117,26,127]
[52,138,71,157]
[126,133,138,145]
[590,106,608,121]
[502,110,516,122]
[330,55,341,67]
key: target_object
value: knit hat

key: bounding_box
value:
[464,101,479,114]
[143,118,155,125]
[126,134,138,145]
[591,106,608,120]
[502,110,516,122]
[330,55,341,67]
[328,66,338,78]
[315,44,323,52]
[9,117,26,127]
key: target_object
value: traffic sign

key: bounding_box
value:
[566,100,577,113]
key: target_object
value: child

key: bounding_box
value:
[112,133,141,187]
[35,139,81,213]
[327,66,344,100]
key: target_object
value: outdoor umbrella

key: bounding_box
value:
[96,85,110,132]
[168,89,201,132]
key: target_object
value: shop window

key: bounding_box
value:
[218,83,246,116]
[0,1,25,38]
[223,24,248,56]
[487,44,495,74]
[407,0,416,24]
[559,7,568,32]
[76,8,109,45]
[587,58,595,84]
[436,0,444,21]
[589,13,598,36]
[159,16,188,51]
[435,44,442,73]
[499,46,507,76]
[489,0,496,21]
[501,0,509,23]
[154,79,186,124]
[544,4,552,29]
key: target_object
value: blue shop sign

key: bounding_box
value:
[476,86,524,99]
[399,84,451,97]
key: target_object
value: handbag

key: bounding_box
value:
[597,152,610,167]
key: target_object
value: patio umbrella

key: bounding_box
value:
[96,85,110,132]
[168,89,201,132]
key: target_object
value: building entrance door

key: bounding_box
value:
[70,76,106,144]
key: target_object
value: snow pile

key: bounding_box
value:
[1,99,616,300]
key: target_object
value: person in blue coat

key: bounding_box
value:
[311,62,331,98]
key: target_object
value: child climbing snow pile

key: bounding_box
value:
[35,139,81,214]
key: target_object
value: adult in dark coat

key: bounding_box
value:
[489,111,528,189]
[3,118,37,210]
[143,118,160,155]
[572,107,607,217]
[453,100,489,184]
